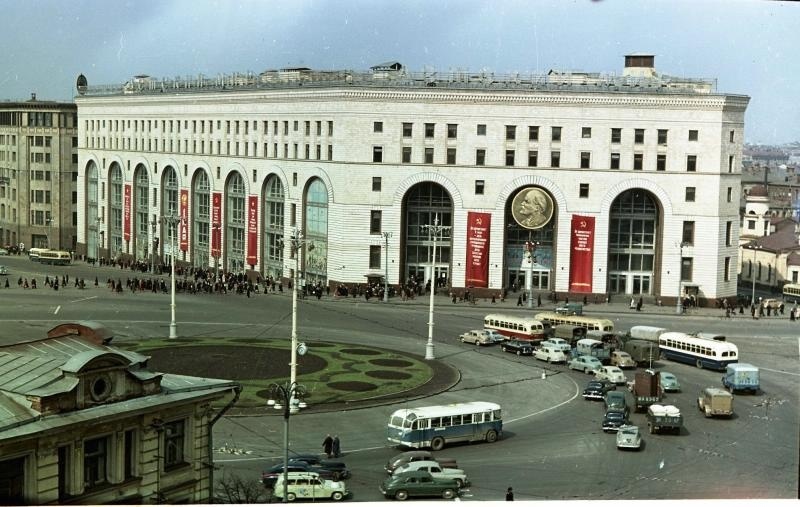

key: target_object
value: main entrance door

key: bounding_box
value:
[607,190,659,295]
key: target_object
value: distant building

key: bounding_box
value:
[0,96,79,251]
[0,322,240,505]
[74,55,748,306]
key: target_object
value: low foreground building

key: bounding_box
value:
[0,322,240,505]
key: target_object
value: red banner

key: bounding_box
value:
[179,189,189,252]
[211,192,222,258]
[465,212,491,288]
[569,215,595,293]
[123,184,131,242]
[247,196,258,266]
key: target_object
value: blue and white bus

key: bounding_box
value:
[658,332,738,371]
[387,401,502,451]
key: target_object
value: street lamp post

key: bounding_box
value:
[266,382,308,504]
[150,217,158,273]
[282,229,313,386]
[382,231,393,303]
[162,213,183,339]
[212,222,221,281]
[749,242,763,306]
[676,241,689,315]
[420,214,451,360]
[525,239,540,309]
[94,216,101,266]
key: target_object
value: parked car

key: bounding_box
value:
[595,366,627,385]
[568,355,602,374]
[272,472,349,502]
[533,346,567,363]
[660,372,681,392]
[262,460,350,487]
[582,380,615,401]
[761,298,780,309]
[604,391,629,415]
[288,454,350,477]
[609,350,637,369]
[482,329,506,343]
[393,461,470,488]
[0,247,8,255]
[616,425,642,450]
[380,470,460,500]
[384,451,457,475]
[602,409,628,433]
[501,339,534,356]
[0,265,8,276]
[540,338,572,353]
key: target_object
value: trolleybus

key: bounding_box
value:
[484,314,548,341]
[535,312,614,332]
[387,401,502,451]
[658,332,738,371]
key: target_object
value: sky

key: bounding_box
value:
[0,0,797,145]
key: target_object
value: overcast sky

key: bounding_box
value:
[0,0,796,144]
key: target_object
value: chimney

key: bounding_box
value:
[623,54,656,78]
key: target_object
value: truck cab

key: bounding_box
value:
[697,387,733,418]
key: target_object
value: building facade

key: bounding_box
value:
[0,322,240,505]
[75,56,749,305]
[0,97,79,251]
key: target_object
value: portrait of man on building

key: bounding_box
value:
[512,188,554,230]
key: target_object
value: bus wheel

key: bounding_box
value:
[486,430,498,443]
[431,436,445,451]
[695,359,703,369]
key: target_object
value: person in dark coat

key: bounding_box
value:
[506,487,514,501]
[323,434,333,458]
[332,435,341,458]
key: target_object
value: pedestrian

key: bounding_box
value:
[4,278,8,288]
[537,294,542,307]
[506,487,514,501]
[517,295,523,307]
[332,435,341,458]
[636,297,643,312]
[323,434,333,458]
[630,297,636,310]
[491,294,496,304]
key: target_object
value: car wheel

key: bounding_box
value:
[395,490,409,501]
[502,347,507,353]
[442,489,456,499]
[287,493,296,502]
[431,436,445,451]
[486,429,498,443]
[332,491,344,501]
[695,359,703,369]
[516,350,521,356]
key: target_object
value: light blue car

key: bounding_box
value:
[660,372,681,392]
[568,355,603,374]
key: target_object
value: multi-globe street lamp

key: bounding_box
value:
[162,213,184,339]
[420,214,451,360]
[266,382,308,504]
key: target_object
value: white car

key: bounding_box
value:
[616,425,642,450]
[0,265,7,276]
[393,461,470,488]
[540,338,571,353]
[595,366,627,385]
[568,355,603,374]
[273,472,349,502]
[533,346,567,364]
[459,330,493,345]
[482,329,506,343]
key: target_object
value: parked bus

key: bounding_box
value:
[658,331,738,371]
[484,314,548,341]
[782,283,800,302]
[534,312,614,333]
[27,247,51,262]
[38,250,72,265]
[387,401,502,451]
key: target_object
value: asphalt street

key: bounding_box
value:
[0,256,798,501]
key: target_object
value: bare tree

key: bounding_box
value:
[215,472,270,504]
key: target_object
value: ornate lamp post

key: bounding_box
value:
[150,216,158,273]
[162,213,184,339]
[748,242,763,306]
[281,229,313,385]
[382,231,393,302]
[266,382,308,503]
[676,241,689,315]
[525,240,540,309]
[420,215,451,360]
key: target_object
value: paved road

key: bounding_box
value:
[0,256,797,500]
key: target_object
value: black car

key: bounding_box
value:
[582,380,615,400]
[288,454,350,477]
[602,410,628,433]
[500,339,534,356]
[261,460,351,487]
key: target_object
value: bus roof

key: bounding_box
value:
[389,401,501,420]
[484,313,540,322]
[659,332,738,353]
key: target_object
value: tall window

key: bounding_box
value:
[551,126,562,142]
[304,179,329,285]
[607,190,658,296]
[370,210,382,234]
[402,123,412,137]
[682,221,695,245]
[505,125,516,140]
[687,155,697,172]
[611,128,621,143]
[369,245,381,269]
[134,166,149,261]
[193,170,210,267]
[634,129,644,144]
[681,257,693,281]
[476,149,486,166]
[226,172,246,272]
[86,161,99,259]
[263,175,284,279]
[403,182,452,284]
[580,152,590,169]
[84,436,109,489]
[162,167,179,262]
[109,164,123,258]
[164,420,185,468]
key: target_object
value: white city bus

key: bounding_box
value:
[38,250,72,265]
[387,401,502,451]
[484,314,548,341]
[658,332,738,371]
[27,247,51,262]
[782,283,800,302]
[534,312,615,332]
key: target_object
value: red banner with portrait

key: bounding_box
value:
[465,212,491,288]
[247,196,258,266]
[569,215,595,293]
[179,189,189,252]
[123,184,131,242]
[211,192,222,258]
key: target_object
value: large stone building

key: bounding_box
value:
[0,322,240,505]
[0,96,79,251]
[74,55,749,305]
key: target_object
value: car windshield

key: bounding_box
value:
[620,427,637,436]
[606,412,624,420]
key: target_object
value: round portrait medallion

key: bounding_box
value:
[511,187,554,230]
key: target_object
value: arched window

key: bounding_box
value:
[109,164,124,258]
[193,170,210,267]
[162,167,179,262]
[608,189,659,295]
[262,175,284,279]
[304,179,328,285]
[134,165,149,260]
[403,182,453,287]
[505,187,555,291]
[226,172,246,273]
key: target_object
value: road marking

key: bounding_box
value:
[54,306,60,315]
[70,296,98,303]
[759,366,800,377]
[505,374,581,425]
[215,444,388,462]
